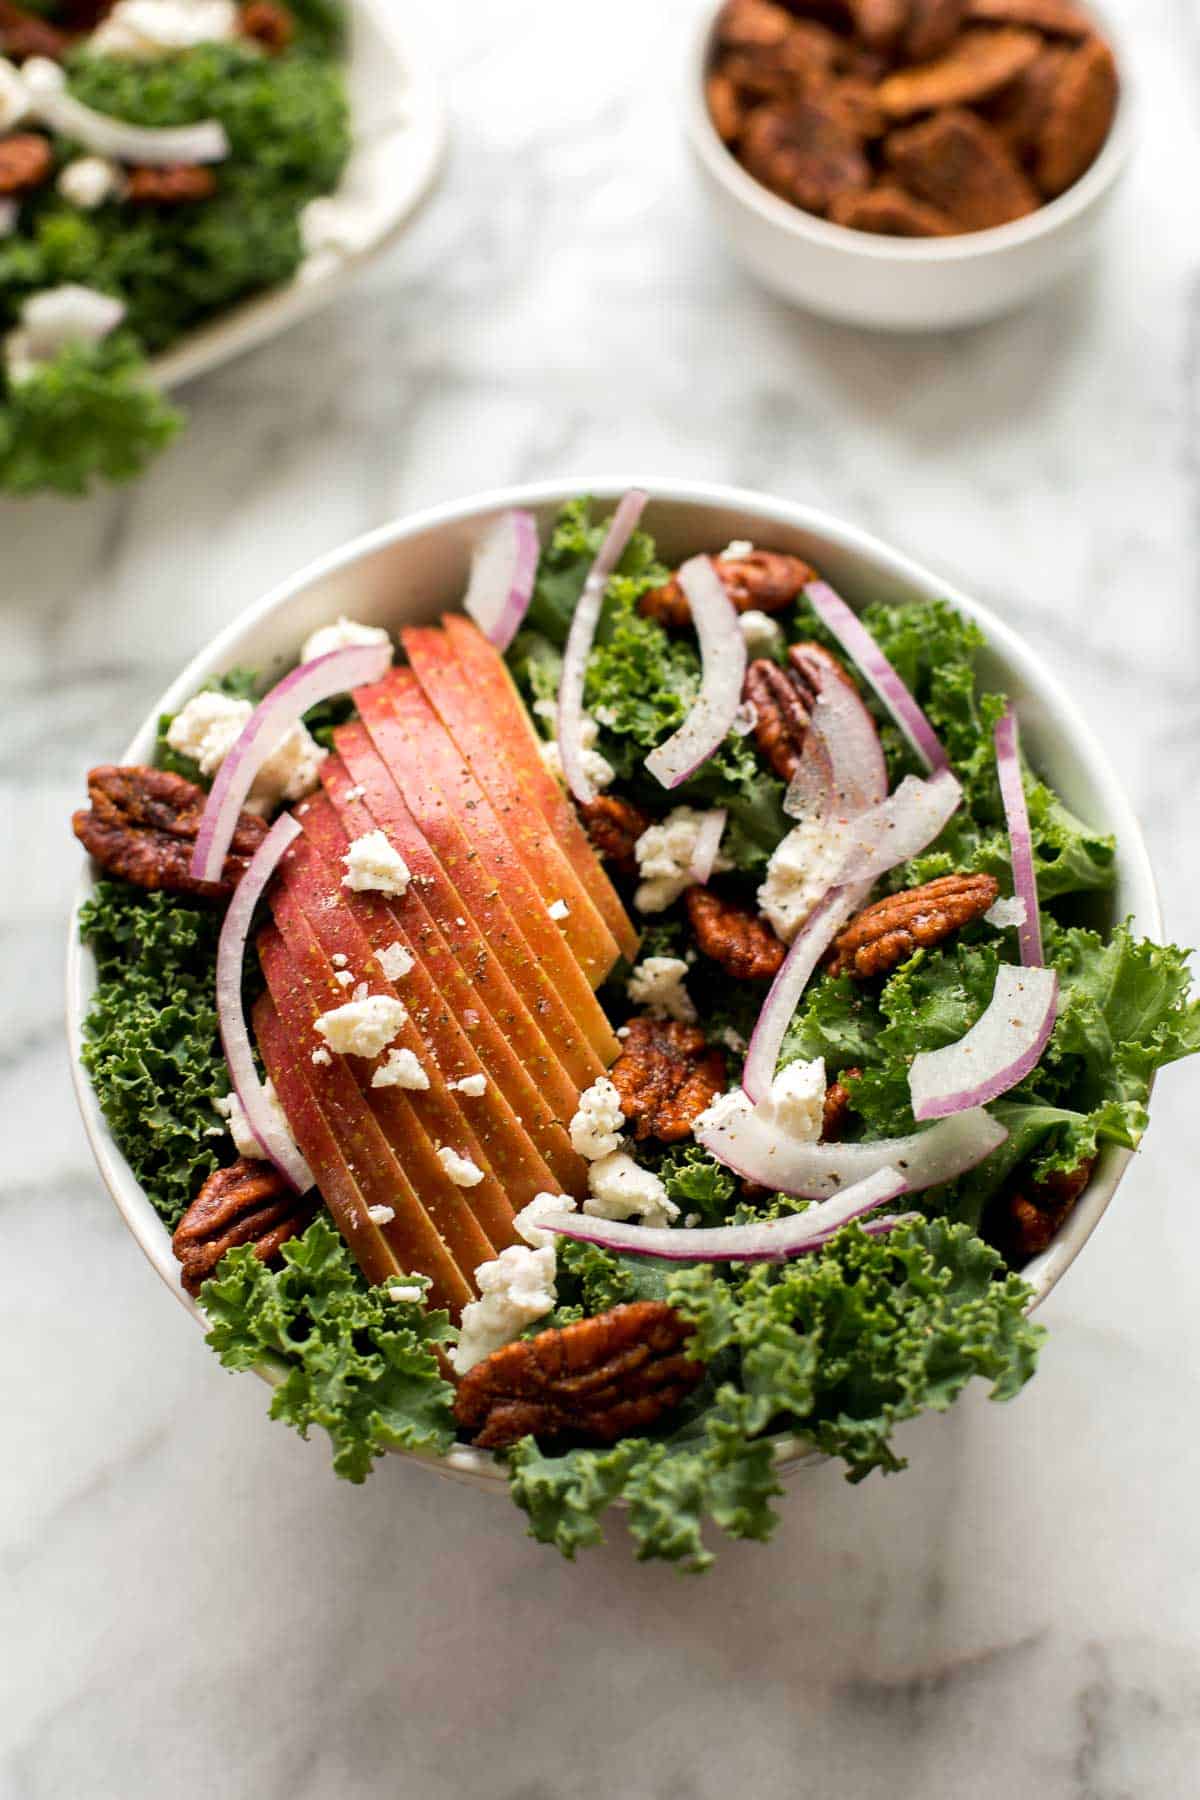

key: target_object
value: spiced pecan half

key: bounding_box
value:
[875,27,1042,117]
[826,872,1000,978]
[453,1301,704,1450]
[126,164,219,205]
[686,886,786,981]
[642,549,815,630]
[987,1156,1095,1263]
[743,642,848,782]
[848,0,908,54]
[707,68,747,143]
[822,1067,862,1141]
[173,1158,318,1296]
[966,0,1092,35]
[0,133,53,195]
[981,42,1071,161]
[829,183,956,235]
[239,0,295,52]
[610,1016,728,1143]
[903,0,965,63]
[73,765,269,902]
[740,93,872,214]
[885,108,1040,231]
[578,794,651,877]
[1035,35,1118,198]
[0,1,71,59]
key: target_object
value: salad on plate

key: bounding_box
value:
[71,492,1200,1568]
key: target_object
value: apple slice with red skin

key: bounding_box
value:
[295,789,575,1208]
[435,614,640,964]
[329,724,588,1132]
[270,874,501,1281]
[358,667,620,1067]
[256,925,472,1314]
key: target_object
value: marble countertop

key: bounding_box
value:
[4,0,1199,1794]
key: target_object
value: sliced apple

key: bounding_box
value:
[256,926,472,1314]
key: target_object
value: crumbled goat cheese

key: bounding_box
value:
[165,689,325,811]
[739,610,784,658]
[695,1087,753,1136]
[569,1077,626,1162]
[375,941,414,982]
[57,156,122,210]
[215,1080,288,1160]
[537,703,614,792]
[449,1073,487,1097]
[584,1152,678,1229]
[367,1205,395,1226]
[548,899,570,922]
[371,1047,429,1091]
[6,284,125,384]
[514,1191,578,1250]
[719,539,754,560]
[684,1213,701,1229]
[89,0,239,59]
[985,895,1029,930]
[311,1047,331,1067]
[341,830,411,896]
[437,1146,484,1188]
[300,615,393,665]
[315,994,408,1059]
[634,806,733,913]
[333,969,355,988]
[344,784,365,802]
[330,952,348,968]
[754,1057,826,1141]
[0,58,28,132]
[758,816,853,943]
[626,955,696,1024]
[451,1245,558,1375]
[387,1284,424,1305]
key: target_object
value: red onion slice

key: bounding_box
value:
[805,580,949,773]
[784,726,834,823]
[742,884,866,1104]
[23,58,230,165]
[687,807,728,886]
[558,490,648,805]
[463,509,540,652]
[189,642,392,886]
[216,813,314,1193]
[908,964,1058,1121]
[645,555,747,790]
[536,1166,908,1263]
[695,1095,1008,1198]
[786,646,888,821]
[831,768,962,887]
[994,706,1044,966]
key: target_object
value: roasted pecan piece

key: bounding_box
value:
[453,1301,704,1450]
[0,133,53,195]
[1035,35,1118,197]
[717,1,840,96]
[822,1067,862,1141]
[740,93,872,214]
[73,764,269,901]
[830,183,956,235]
[0,1,70,59]
[981,42,1071,160]
[578,794,651,877]
[611,1016,728,1144]
[848,0,909,53]
[875,26,1042,116]
[966,0,1091,34]
[987,1156,1095,1263]
[904,0,965,62]
[885,108,1040,230]
[239,0,295,51]
[707,67,747,142]
[126,164,219,205]
[686,886,786,981]
[642,549,815,629]
[826,872,1001,978]
[173,1158,319,1296]
[743,642,847,782]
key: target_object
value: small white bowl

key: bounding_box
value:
[66,478,1161,1493]
[684,3,1134,332]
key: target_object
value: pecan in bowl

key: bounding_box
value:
[686,886,786,981]
[173,1158,320,1296]
[73,765,268,901]
[610,1016,728,1143]
[641,550,815,630]
[826,872,1000,978]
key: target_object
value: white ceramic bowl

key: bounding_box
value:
[66,478,1161,1492]
[684,2,1134,332]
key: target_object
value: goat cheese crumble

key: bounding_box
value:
[367,1205,395,1226]
[986,895,1029,930]
[514,1191,578,1250]
[375,941,415,982]
[451,1245,558,1374]
[341,830,411,896]
[536,700,614,792]
[314,994,408,1059]
[739,610,784,658]
[371,1047,429,1091]
[634,806,733,914]
[165,690,326,812]
[57,156,123,210]
[300,615,393,665]
[758,816,852,943]
[89,0,239,59]
[584,1152,678,1229]
[214,1080,288,1160]
[437,1146,484,1188]
[449,1073,487,1097]
[548,899,570,922]
[754,1057,826,1141]
[5,284,126,384]
[569,1077,626,1162]
[626,955,696,1024]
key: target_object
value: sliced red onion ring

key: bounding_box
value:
[463,509,539,652]
[687,807,728,886]
[22,58,230,165]
[805,580,948,773]
[695,1095,1007,1198]
[645,555,747,790]
[831,768,962,887]
[216,813,314,1193]
[742,884,866,1104]
[909,964,1058,1121]
[558,490,648,805]
[785,646,888,821]
[994,706,1044,967]
[784,725,834,823]
[189,642,392,887]
[536,1166,908,1263]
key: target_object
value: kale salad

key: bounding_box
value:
[73,494,1200,1569]
[0,1,349,495]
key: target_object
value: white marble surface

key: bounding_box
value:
[3,1,1200,1793]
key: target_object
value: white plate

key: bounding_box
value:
[152,0,447,391]
[65,478,1163,1493]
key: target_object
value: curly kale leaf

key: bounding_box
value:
[201,1215,456,1482]
[78,882,230,1227]
[522,495,666,645]
[0,336,181,495]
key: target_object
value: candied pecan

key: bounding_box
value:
[987,1156,1096,1263]
[981,42,1071,160]
[642,550,815,629]
[454,1301,704,1450]
[903,0,964,62]
[0,1,70,59]
[966,0,1091,34]
[707,68,747,142]
[72,765,269,902]
[745,657,813,782]
[610,1016,727,1144]
[826,872,1001,978]
[875,26,1042,116]
[848,0,908,53]
[740,94,871,213]
[0,133,52,195]
[716,0,798,52]
[578,794,651,877]
[827,76,887,140]
[717,2,840,94]
[830,183,955,234]
[239,0,295,52]
[822,1067,862,1141]
[126,164,219,205]
[686,886,786,981]
[1035,35,1118,197]
[885,108,1039,230]
[173,1158,318,1296]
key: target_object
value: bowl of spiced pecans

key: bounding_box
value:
[686,0,1133,330]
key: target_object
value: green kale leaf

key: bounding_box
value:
[0,336,181,495]
[523,496,666,645]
